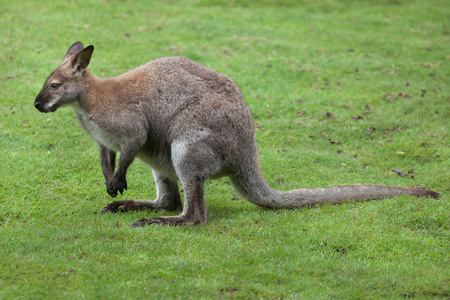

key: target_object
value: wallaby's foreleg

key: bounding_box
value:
[101,170,182,212]
[106,142,142,197]
[99,144,116,183]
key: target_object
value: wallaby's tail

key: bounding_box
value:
[230,162,441,209]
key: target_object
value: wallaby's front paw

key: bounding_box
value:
[106,177,127,197]
[101,200,135,213]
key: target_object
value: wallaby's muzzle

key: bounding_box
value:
[33,98,43,112]
[34,91,56,113]
[33,96,49,113]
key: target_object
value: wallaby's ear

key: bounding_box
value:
[64,41,85,60]
[72,45,94,73]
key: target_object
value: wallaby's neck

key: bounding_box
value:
[74,69,120,114]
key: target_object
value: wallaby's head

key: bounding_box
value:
[34,42,94,113]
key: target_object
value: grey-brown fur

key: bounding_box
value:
[34,42,440,227]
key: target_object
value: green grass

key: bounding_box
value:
[1,0,449,298]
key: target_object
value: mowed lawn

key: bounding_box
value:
[0,0,449,298]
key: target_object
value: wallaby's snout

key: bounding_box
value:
[34,88,57,113]
[34,93,47,113]
[33,98,41,110]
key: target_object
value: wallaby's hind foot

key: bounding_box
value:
[101,197,183,213]
[101,200,136,212]
[130,215,207,227]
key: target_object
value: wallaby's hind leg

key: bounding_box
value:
[130,139,211,227]
[130,175,207,227]
[101,170,182,212]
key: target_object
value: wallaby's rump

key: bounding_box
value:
[34,42,440,227]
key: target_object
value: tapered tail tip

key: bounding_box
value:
[426,190,441,199]
[410,187,441,199]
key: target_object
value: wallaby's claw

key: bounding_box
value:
[106,177,127,197]
[118,187,127,195]
[106,188,117,197]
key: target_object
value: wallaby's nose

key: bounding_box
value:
[34,98,46,112]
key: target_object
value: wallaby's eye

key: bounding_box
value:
[50,83,61,90]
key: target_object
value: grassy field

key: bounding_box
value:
[1,0,449,298]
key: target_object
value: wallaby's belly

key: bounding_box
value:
[137,152,178,181]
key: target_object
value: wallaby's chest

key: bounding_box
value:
[75,110,121,152]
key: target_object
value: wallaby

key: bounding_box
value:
[34,42,440,227]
